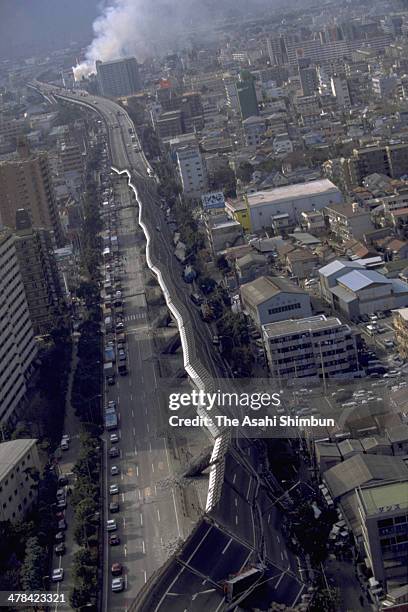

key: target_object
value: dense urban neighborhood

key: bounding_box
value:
[0,0,408,610]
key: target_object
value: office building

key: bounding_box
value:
[176,145,207,198]
[0,141,63,246]
[263,315,359,380]
[96,57,141,97]
[156,110,183,139]
[237,74,259,120]
[0,228,37,426]
[240,275,312,327]
[14,210,62,335]
[245,179,342,232]
[0,439,41,523]
[356,480,408,586]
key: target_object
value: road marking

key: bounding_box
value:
[117,396,120,405]
[146,423,150,433]
[131,409,134,417]
[149,441,152,452]
[130,394,133,401]
[134,446,138,455]
[235,515,238,525]
[121,493,125,502]
[246,479,251,500]
[143,570,147,583]
[123,517,126,527]
[133,427,136,436]
[281,551,284,561]
[151,463,155,473]
[232,473,236,484]
[222,538,232,554]
[124,544,127,557]
[157,509,161,522]
[138,489,142,500]
[142,540,145,554]
[136,465,139,477]
[268,513,270,524]
[277,535,280,543]
[234,497,237,507]
[140,512,143,526]
[124,575,128,589]
[121,473,124,480]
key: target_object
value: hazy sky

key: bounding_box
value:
[0,0,100,58]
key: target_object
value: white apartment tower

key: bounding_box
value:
[0,228,37,426]
[176,145,208,198]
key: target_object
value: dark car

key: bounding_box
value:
[57,519,67,531]
[58,476,68,487]
[110,501,120,513]
[109,447,120,458]
[55,511,65,521]
[109,534,120,546]
[111,562,123,576]
[55,532,65,542]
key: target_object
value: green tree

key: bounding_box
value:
[20,537,46,591]
[236,161,253,184]
[209,167,237,198]
[309,587,340,612]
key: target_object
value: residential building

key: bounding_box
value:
[393,308,408,359]
[285,248,319,280]
[356,481,408,585]
[242,116,266,148]
[13,209,62,335]
[324,202,374,241]
[225,197,251,231]
[206,215,244,254]
[300,210,326,234]
[331,75,351,108]
[240,275,312,327]
[235,253,269,284]
[299,66,319,97]
[0,228,37,426]
[245,179,343,232]
[0,141,63,246]
[371,74,398,98]
[176,145,207,198]
[263,315,359,380]
[0,439,41,523]
[96,56,141,97]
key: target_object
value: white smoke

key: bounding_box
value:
[73,0,197,80]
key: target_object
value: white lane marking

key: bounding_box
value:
[131,409,134,417]
[121,493,125,502]
[232,473,236,484]
[136,465,139,477]
[124,544,127,557]
[235,515,238,525]
[142,540,145,554]
[149,441,152,452]
[123,517,126,528]
[146,423,150,433]
[221,538,232,555]
[234,497,237,507]
[281,551,284,561]
[277,535,280,543]
[130,394,133,401]
[140,513,143,526]
[157,509,161,522]
[134,446,138,455]
[138,489,142,500]
[117,396,120,405]
[133,427,136,436]
[143,570,147,583]
[151,463,155,473]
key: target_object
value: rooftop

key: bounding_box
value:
[0,439,37,482]
[358,480,408,516]
[319,259,363,278]
[241,275,306,307]
[338,269,392,292]
[247,179,340,209]
[263,315,343,338]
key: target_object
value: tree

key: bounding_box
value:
[309,587,340,612]
[216,255,230,273]
[231,346,253,377]
[199,277,216,295]
[20,537,46,591]
[209,167,237,198]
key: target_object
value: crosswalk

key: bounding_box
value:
[125,313,146,321]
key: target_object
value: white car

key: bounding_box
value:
[110,433,119,443]
[109,484,119,495]
[106,519,117,532]
[112,577,124,592]
[111,466,120,476]
[52,568,64,582]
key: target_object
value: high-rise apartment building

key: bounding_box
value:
[299,66,319,96]
[96,57,141,97]
[331,74,352,108]
[14,210,62,335]
[263,315,358,380]
[0,141,64,246]
[0,228,37,426]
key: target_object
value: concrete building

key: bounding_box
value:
[371,74,398,98]
[96,57,141,97]
[176,145,207,198]
[0,439,40,523]
[235,253,269,284]
[156,110,183,139]
[237,75,259,120]
[324,202,375,241]
[14,210,62,335]
[393,308,408,359]
[242,116,266,148]
[331,75,351,108]
[299,66,319,96]
[206,215,244,254]
[263,315,358,380]
[356,480,408,586]
[0,141,63,246]
[0,228,37,426]
[245,179,342,232]
[240,275,312,327]
[319,260,408,317]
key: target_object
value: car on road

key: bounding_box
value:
[106,519,117,531]
[52,568,64,582]
[109,447,120,458]
[109,500,120,513]
[118,349,126,361]
[54,543,65,556]
[56,488,66,501]
[111,465,120,476]
[55,511,65,521]
[61,434,70,443]
[112,577,124,592]
[109,484,119,495]
[110,433,119,443]
[111,563,123,576]
[55,531,65,542]
[58,475,68,487]
[108,400,117,410]
[116,322,124,331]
[57,519,67,531]
[156,225,161,232]
[109,534,120,546]
[107,375,115,386]
[56,498,67,509]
